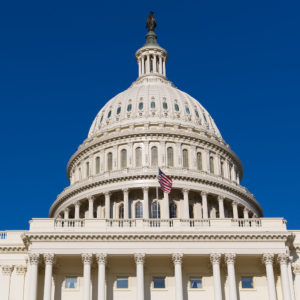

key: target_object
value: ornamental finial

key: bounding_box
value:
[146,11,156,32]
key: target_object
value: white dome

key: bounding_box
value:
[88,76,222,140]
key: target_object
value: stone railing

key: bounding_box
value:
[28,217,287,233]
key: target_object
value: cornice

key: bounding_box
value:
[0,246,27,253]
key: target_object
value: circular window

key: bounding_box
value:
[174,104,179,111]
[163,102,168,110]
[185,106,190,114]
[151,101,155,109]
[107,110,112,118]
[117,106,121,115]
[127,104,132,112]
[138,102,144,110]
[195,110,199,118]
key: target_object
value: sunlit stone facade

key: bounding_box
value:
[0,14,300,300]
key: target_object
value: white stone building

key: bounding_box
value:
[0,13,300,300]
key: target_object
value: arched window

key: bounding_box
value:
[189,205,194,218]
[185,105,190,114]
[135,147,142,167]
[107,152,113,171]
[117,106,121,115]
[151,146,158,167]
[135,202,143,218]
[119,204,124,219]
[127,104,132,112]
[151,101,155,109]
[95,157,100,174]
[121,149,127,169]
[100,115,104,123]
[86,162,89,177]
[167,147,174,167]
[183,149,189,169]
[151,202,160,219]
[197,152,202,170]
[209,156,214,174]
[138,102,144,110]
[195,109,199,118]
[174,103,180,111]
[163,102,168,110]
[107,110,112,118]
[169,202,177,218]
[202,112,207,122]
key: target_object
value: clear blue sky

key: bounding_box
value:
[0,0,299,230]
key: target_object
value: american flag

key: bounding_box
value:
[158,168,173,194]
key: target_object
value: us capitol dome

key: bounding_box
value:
[0,12,300,300]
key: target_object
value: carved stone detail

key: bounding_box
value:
[292,263,300,275]
[210,253,221,264]
[81,253,93,264]
[96,253,107,265]
[172,253,183,264]
[29,253,40,265]
[44,253,55,265]
[225,253,236,264]
[2,265,14,275]
[277,253,289,264]
[134,253,146,264]
[263,253,275,264]
[15,265,27,275]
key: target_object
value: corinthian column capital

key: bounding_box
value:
[134,253,146,264]
[172,253,183,264]
[225,253,236,264]
[2,265,14,275]
[29,253,40,265]
[81,253,93,264]
[263,253,275,264]
[210,253,221,264]
[278,253,289,264]
[96,253,107,265]
[44,253,55,265]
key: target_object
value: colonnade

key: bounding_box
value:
[137,53,166,77]
[60,188,255,220]
[26,252,299,300]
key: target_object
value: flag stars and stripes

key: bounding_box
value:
[158,168,173,194]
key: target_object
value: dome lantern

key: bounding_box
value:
[135,12,168,78]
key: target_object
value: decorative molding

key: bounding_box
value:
[225,253,236,264]
[172,253,183,264]
[44,253,55,265]
[134,253,146,264]
[96,253,107,265]
[263,253,275,264]
[28,253,40,265]
[210,253,221,264]
[81,253,93,264]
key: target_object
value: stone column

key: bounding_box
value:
[263,254,278,300]
[146,54,150,73]
[163,192,169,219]
[159,56,162,74]
[288,257,296,300]
[225,253,237,300]
[153,55,157,73]
[201,192,208,219]
[43,253,55,300]
[105,192,111,219]
[278,254,292,300]
[75,201,80,219]
[292,263,300,300]
[210,253,222,300]
[64,208,69,219]
[141,56,145,75]
[172,253,184,300]
[82,253,93,300]
[96,253,107,300]
[123,188,129,219]
[15,265,27,300]
[232,201,238,219]
[134,254,145,300]
[183,189,190,219]
[218,196,225,218]
[1,265,13,300]
[88,196,95,219]
[143,187,149,219]
[28,253,40,300]
[243,208,249,219]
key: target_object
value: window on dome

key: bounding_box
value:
[100,115,104,123]
[203,112,207,122]
[138,102,144,110]
[182,149,189,169]
[107,152,113,171]
[241,277,253,289]
[117,106,121,115]
[174,103,179,111]
[65,277,77,289]
[135,202,143,218]
[116,277,128,289]
[107,110,112,118]
[229,163,233,180]
[189,205,194,218]
[190,277,202,289]
[151,202,160,219]
[135,147,142,167]
[153,277,165,289]
[86,162,90,177]
[209,156,214,174]
[151,146,158,167]
[151,101,155,109]
[163,102,168,110]
[167,147,174,167]
[195,110,200,118]
[185,105,190,114]
[119,204,124,219]
[127,104,132,112]
[169,202,177,218]
[95,157,100,174]
[121,149,127,169]
[197,152,202,170]
[221,161,225,177]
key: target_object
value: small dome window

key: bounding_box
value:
[127,104,132,112]
[195,110,199,118]
[151,101,156,109]
[117,106,121,115]
[107,110,112,118]
[138,102,144,110]
[202,112,207,122]
[174,104,179,111]
[185,106,190,114]
[163,102,168,110]
[100,115,104,123]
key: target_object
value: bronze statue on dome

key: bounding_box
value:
[146,11,156,32]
